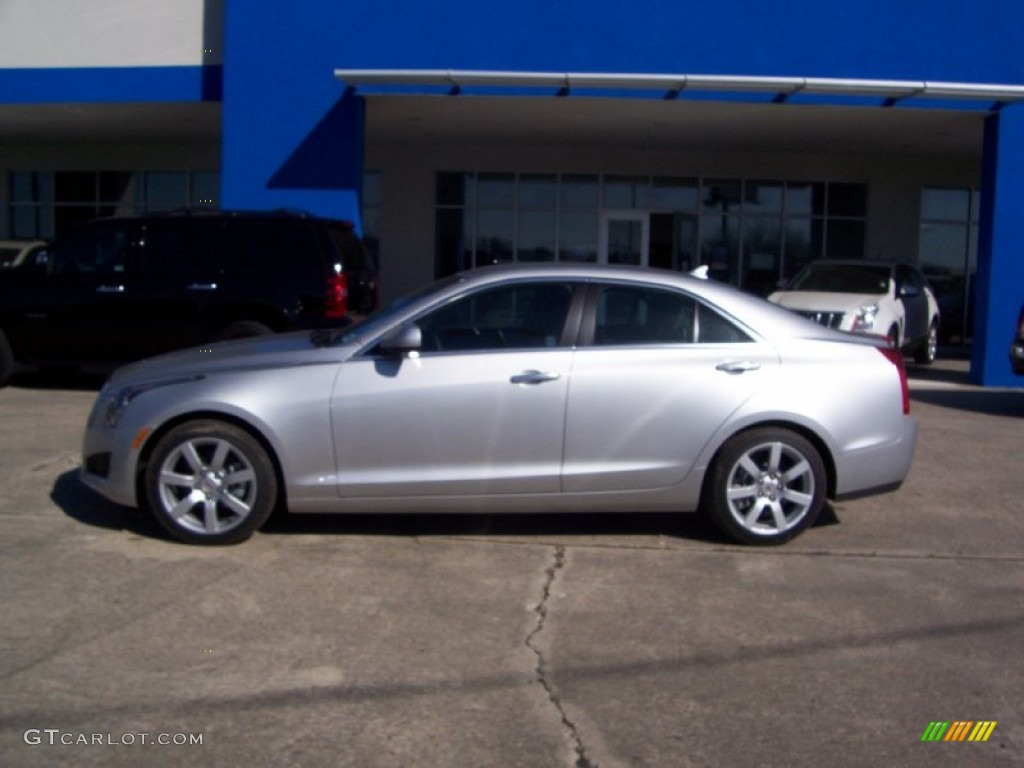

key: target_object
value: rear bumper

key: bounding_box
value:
[833,416,918,499]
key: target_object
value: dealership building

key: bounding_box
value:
[1,0,1022,386]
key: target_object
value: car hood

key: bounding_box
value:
[105,330,354,388]
[768,290,885,312]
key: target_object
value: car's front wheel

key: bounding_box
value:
[913,320,939,365]
[703,428,826,545]
[144,420,278,545]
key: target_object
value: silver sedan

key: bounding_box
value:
[81,264,917,546]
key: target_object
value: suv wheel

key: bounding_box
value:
[0,328,14,387]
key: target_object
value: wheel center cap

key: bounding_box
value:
[199,471,222,494]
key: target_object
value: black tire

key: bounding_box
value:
[0,328,13,387]
[703,427,827,546]
[913,321,939,365]
[144,420,278,545]
[217,321,275,341]
[887,324,900,349]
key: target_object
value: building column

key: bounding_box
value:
[971,107,1024,387]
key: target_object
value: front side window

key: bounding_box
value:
[51,222,133,275]
[591,285,750,345]
[417,282,575,352]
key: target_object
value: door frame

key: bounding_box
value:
[598,210,650,267]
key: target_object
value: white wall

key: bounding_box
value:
[0,0,221,68]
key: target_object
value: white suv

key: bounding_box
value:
[769,260,940,364]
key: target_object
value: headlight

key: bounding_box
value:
[852,303,879,332]
[100,376,204,428]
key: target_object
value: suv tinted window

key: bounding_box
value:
[326,224,374,272]
[51,221,134,276]
[225,219,323,272]
[142,219,220,273]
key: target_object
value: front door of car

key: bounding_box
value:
[330,281,579,497]
[563,283,778,492]
[15,220,140,363]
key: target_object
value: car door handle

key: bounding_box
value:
[95,284,125,294]
[715,360,761,374]
[187,283,219,291]
[510,370,561,385]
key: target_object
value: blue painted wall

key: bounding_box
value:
[219,0,1024,222]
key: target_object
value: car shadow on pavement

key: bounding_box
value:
[10,366,108,392]
[51,469,169,540]
[53,468,843,546]
[910,388,1024,417]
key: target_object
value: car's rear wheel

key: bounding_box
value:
[0,328,13,387]
[144,420,278,545]
[913,320,938,365]
[703,428,826,545]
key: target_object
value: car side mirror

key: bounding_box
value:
[378,323,422,356]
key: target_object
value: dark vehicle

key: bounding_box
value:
[1011,304,1024,375]
[0,211,376,386]
[0,239,48,270]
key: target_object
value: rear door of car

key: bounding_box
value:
[330,279,581,497]
[131,217,225,357]
[562,282,779,492]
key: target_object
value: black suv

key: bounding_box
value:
[0,211,377,385]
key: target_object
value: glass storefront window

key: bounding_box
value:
[517,210,556,262]
[603,176,649,209]
[7,170,220,240]
[432,172,867,289]
[918,186,979,345]
[652,178,699,211]
[558,211,598,263]
[560,175,598,208]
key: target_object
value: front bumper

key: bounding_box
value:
[80,395,147,508]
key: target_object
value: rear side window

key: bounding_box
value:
[326,224,375,273]
[591,285,751,345]
[225,220,323,272]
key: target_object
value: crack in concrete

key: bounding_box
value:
[526,545,597,768]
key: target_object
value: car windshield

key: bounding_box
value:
[321,274,464,346]
[788,263,891,294]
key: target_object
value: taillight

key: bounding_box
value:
[878,346,910,414]
[325,272,348,319]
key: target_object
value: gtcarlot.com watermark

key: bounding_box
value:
[24,729,203,747]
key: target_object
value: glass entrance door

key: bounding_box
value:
[599,211,649,266]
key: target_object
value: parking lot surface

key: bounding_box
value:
[1,360,1022,767]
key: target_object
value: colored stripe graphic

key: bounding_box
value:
[921,721,997,742]
[969,722,998,742]
[921,722,949,741]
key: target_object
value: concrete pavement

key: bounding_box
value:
[0,361,1021,767]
